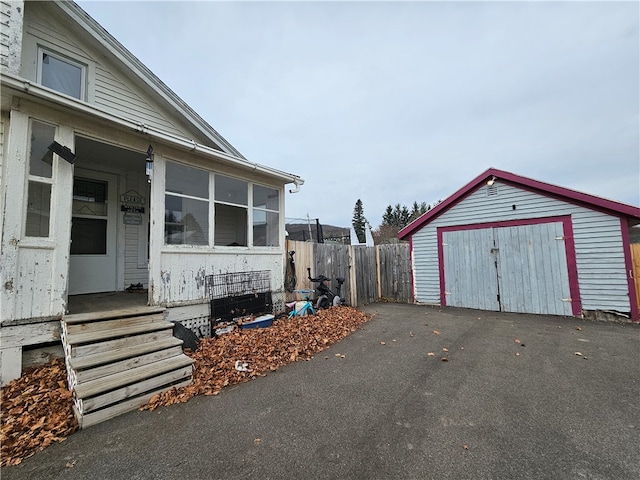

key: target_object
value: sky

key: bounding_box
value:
[77,0,640,228]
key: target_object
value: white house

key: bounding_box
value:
[0,0,303,404]
[398,168,640,323]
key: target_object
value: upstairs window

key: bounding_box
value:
[38,48,86,100]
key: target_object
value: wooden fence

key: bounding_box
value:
[286,240,412,307]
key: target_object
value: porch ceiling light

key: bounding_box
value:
[48,141,76,164]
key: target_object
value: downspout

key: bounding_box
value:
[289,178,304,193]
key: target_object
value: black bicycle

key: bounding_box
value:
[307,267,345,309]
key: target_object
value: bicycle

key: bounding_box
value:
[287,289,316,318]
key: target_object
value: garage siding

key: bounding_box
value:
[412,182,630,313]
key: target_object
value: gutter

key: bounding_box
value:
[1,73,303,187]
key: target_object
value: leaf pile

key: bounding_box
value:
[1,359,78,467]
[0,306,370,467]
[143,306,371,410]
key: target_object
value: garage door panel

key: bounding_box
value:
[495,222,572,316]
[443,229,499,311]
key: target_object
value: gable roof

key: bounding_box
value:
[58,1,242,158]
[398,167,640,240]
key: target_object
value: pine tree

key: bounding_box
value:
[352,199,367,243]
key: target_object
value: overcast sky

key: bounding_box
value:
[77,0,639,228]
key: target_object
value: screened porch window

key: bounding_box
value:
[24,120,55,237]
[214,175,248,247]
[164,162,209,245]
[253,185,280,246]
[38,48,86,100]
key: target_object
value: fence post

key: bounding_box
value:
[375,245,382,301]
[349,245,358,307]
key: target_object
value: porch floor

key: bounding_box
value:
[67,291,149,315]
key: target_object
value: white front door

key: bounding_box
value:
[68,170,118,294]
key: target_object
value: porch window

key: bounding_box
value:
[24,120,55,237]
[214,175,248,247]
[38,48,86,100]
[253,185,280,246]
[164,162,209,245]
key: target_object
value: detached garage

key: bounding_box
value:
[398,168,640,323]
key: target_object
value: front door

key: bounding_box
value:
[68,170,118,294]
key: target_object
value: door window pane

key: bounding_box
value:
[25,182,51,237]
[71,218,107,254]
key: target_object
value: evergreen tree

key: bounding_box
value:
[352,199,367,243]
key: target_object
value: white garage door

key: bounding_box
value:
[443,222,573,316]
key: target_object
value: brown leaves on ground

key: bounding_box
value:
[143,306,371,410]
[1,306,370,467]
[1,359,78,467]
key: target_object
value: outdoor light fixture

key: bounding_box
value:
[145,145,154,183]
[47,141,76,164]
[487,175,496,186]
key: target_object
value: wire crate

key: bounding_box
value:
[206,271,272,323]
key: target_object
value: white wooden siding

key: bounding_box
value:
[412,182,630,313]
[21,6,200,143]
[0,1,10,68]
[156,251,285,305]
[122,170,149,288]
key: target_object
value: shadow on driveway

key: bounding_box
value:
[3,303,639,480]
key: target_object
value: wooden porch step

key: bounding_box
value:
[64,320,174,346]
[66,313,166,334]
[74,378,192,429]
[69,337,184,371]
[64,306,166,324]
[74,354,194,400]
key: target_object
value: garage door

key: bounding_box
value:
[442,221,573,316]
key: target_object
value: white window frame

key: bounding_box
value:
[37,46,87,101]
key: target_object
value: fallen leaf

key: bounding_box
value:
[380,341,386,345]
[432,330,441,335]
[515,352,520,356]
[462,444,469,450]
[575,327,582,331]
[575,352,583,356]
[254,438,261,444]
[442,348,449,352]
[409,331,414,337]
[66,460,77,468]
[441,357,448,362]
[427,352,436,356]
[515,339,521,344]
[392,339,397,342]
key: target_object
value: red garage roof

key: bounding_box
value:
[398,168,640,240]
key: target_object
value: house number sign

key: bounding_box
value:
[121,190,145,218]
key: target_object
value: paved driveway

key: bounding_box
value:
[3,303,639,480]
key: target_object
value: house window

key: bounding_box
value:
[253,185,280,246]
[214,175,248,247]
[25,120,55,237]
[163,163,282,248]
[164,162,209,245]
[38,48,86,100]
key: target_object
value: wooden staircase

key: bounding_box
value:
[60,306,194,428]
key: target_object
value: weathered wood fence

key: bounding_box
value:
[286,240,412,307]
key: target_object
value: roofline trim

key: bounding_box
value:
[398,167,640,239]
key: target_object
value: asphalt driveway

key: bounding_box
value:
[3,303,639,480]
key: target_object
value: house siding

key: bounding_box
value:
[412,181,630,314]
[0,1,10,68]
[20,5,200,143]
